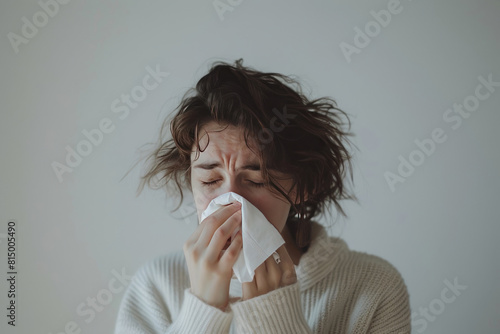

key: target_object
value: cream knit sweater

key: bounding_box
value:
[114,221,411,333]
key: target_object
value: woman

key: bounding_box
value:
[114,59,411,333]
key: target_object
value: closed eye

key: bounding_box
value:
[201,180,265,187]
[248,181,265,187]
[201,180,221,186]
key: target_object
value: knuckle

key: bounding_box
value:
[215,227,228,239]
[282,270,297,284]
[226,246,239,259]
[183,241,193,254]
[189,247,201,260]
[230,211,241,221]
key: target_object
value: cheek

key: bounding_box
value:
[192,187,212,222]
[251,197,290,232]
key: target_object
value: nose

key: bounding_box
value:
[216,177,249,200]
[223,179,242,197]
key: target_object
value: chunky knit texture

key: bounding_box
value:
[114,221,411,333]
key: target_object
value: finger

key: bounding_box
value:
[186,203,235,246]
[197,202,241,248]
[206,210,242,261]
[264,255,282,289]
[253,261,269,291]
[219,230,243,270]
[242,278,257,300]
[275,245,297,286]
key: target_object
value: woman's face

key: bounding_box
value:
[190,121,294,233]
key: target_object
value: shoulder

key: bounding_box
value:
[328,245,411,332]
[298,222,407,291]
[304,224,410,291]
[297,223,407,299]
[115,250,190,333]
[131,249,189,290]
[307,222,407,289]
[334,244,409,298]
[344,247,403,277]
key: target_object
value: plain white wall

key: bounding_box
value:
[1,0,499,333]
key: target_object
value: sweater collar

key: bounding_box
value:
[295,220,348,291]
[229,221,348,296]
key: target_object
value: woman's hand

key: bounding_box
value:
[183,201,243,311]
[241,244,297,300]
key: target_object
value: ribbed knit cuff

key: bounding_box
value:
[230,282,312,334]
[170,288,233,333]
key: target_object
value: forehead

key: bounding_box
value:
[191,121,291,179]
[191,121,258,161]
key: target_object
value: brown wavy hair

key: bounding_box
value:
[137,58,358,251]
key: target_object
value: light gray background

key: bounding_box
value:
[1,0,499,333]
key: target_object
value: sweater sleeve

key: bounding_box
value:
[229,281,312,334]
[114,254,233,334]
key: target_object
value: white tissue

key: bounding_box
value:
[200,192,285,283]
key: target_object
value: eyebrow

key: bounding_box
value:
[192,162,261,171]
